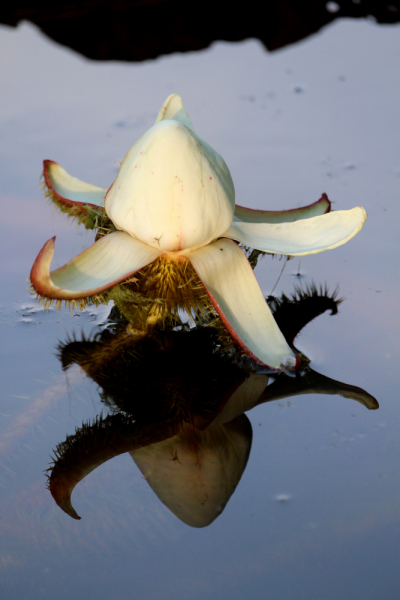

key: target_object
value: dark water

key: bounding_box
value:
[1,19,399,600]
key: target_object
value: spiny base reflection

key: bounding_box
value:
[267,283,343,347]
[59,326,247,427]
[48,284,378,526]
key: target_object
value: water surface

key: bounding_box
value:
[0,18,399,600]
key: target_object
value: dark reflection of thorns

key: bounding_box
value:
[259,367,379,411]
[47,345,247,521]
[58,329,138,377]
[268,283,343,348]
[46,413,180,520]
[57,327,247,428]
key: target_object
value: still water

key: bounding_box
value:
[1,17,399,600]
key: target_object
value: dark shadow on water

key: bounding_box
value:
[1,1,399,61]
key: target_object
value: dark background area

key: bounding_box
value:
[1,0,400,61]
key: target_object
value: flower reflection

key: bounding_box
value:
[48,284,377,527]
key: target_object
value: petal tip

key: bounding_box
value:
[63,503,82,520]
[43,159,57,168]
[320,192,331,213]
[43,160,106,211]
[280,354,301,371]
[352,206,367,235]
[50,480,82,520]
[30,237,57,297]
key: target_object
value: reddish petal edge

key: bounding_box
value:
[43,160,106,213]
[235,193,331,222]
[30,236,153,300]
[203,290,301,372]
[186,253,301,372]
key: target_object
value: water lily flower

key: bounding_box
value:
[30,94,366,370]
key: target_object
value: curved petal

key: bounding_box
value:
[185,238,300,370]
[30,231,162,300]
[224,207,367,256]
[43,160,107,210]
[234,193,331,224]
[130,415,252,527]
[211,373,268,426]
[154,93,195,131]
[49,414,180,520]
[259,369,379,411]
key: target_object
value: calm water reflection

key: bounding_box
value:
[1,17,399,600]
[48,292,377,527]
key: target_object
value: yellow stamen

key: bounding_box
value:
[30,255,215,330]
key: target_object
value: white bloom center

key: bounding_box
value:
[105,120,235,252]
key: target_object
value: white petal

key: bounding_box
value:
[185,238,299,370]
[234,193,331,223]
[225,207,367,256]
[30,231,162,299]
[130,415,252,527]
[154,94,195,131]
[44,160,106,207]
[105,120,235,252]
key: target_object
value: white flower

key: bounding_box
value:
[30,94,366,370]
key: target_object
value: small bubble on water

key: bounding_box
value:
[275,494,292,503]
